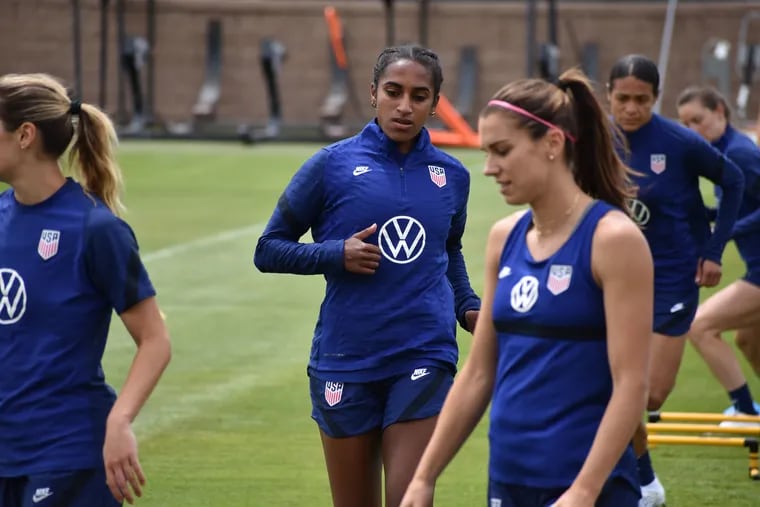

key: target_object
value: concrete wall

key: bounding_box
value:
[1,0,757,128]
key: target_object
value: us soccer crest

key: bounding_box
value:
[547,265,572,295]
[324,381,344,407]
[37,229,60,261]
[428,165,446,188]
[650,154,666,174]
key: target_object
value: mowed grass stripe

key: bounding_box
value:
[92,141,760,506]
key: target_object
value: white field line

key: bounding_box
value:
[142,223,265,263]
[134,222,283,437]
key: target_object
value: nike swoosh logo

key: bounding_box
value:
[498,266,511,279]
[410,372,431,381]
[32,493,53,503]
[353,167,371,176]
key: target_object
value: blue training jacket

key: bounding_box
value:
[713,125,760,271]
[620,113,744,293]
[254,120,481,382]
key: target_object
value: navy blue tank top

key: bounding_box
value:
[489,200,637,490]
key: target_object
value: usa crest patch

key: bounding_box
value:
[650,154,666,174]
[428,165,446,187]
[324,381,344,407]
[547,265,572,295]
[37,229,60,261]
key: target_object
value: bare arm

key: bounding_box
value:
[104,297,172,504]
[401,212,525,507]
[555,211,653,505]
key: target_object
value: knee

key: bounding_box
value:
[736,333,751,351]
[647,386,672,411]
[688,320,716,347]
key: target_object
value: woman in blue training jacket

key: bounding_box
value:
[254,45,480,507]
[401,68,652,507]
[607,54,744,507]
[677,85,760,416]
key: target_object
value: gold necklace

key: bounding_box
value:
[533,193,581,237]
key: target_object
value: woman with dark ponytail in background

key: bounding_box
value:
[0,73,171,506]
[607,55,745,507]
[401,68,653,507]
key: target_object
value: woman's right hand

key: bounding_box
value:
[344,223,382,274]
[399,477,435,507]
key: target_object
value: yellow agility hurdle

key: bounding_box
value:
[646,422,760,436]
[647,411,760,480]
[649,411,760,424]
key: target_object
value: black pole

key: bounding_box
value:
[548,0,558,47]
[418,0,429,47]
[71,0,83,97]
[99,0,110,109]
[116,0,126,124]
[384,0,395,47]
[145,0,156,125]
[526,0,537,77]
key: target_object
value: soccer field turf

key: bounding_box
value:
[101,141,759,506]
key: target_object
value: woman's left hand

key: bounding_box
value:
[103,415,146,505]
[695,258,722,287]
[465,310,479,333]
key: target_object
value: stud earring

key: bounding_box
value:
[548,153,555,161]
[370,100,377,108]
[431,110,436,116]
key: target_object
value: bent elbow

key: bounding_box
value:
[253,238,272,272]
[161,334,172,369]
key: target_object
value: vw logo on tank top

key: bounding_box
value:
[510,275,539,313]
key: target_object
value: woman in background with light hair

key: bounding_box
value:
[0,73,171,506]
[677,85,760,417]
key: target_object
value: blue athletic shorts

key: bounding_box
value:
[653,289,699,337]
[487,476,639,507]
[0,468,120,507]
[309,365,454,438]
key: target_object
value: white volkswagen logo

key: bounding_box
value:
[0,268,27,325]
[627,198,651,226]
[378,215,426,264]
[510,275,539,313]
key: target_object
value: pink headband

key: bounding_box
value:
[487,99,576,143]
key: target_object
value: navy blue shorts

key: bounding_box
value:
[309,365,454,438]
[653,289,699,337]
[0,468,120,507]
[487,476,639,507]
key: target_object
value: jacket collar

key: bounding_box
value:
[360,119,431,157]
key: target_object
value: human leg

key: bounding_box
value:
[381,366,453,507]
[688,280,760,414]
[382,417,438,507]
[736,326,760,378]
[310,376,384,507]
[320,429,383,507]
[634,331,688,507]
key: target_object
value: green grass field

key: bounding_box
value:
[101,141,759,506]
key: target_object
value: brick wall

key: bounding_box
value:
[1,0,757,128]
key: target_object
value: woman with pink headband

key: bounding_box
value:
[401,68,653,507]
